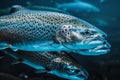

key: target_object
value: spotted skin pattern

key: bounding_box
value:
[0,5,110,56]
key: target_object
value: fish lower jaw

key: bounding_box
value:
[76,44,110,56]
[49,70,87,80]
[89,40,111,52]
[60,40,104,50]
[89,46,110,53]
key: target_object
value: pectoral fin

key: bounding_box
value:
[10,46,18,51]
[0,43,8,50]
[0,43,18,51]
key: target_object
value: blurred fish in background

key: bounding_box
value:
[56,0,100,14]
[100,0,105,3]
[26,1,69,14]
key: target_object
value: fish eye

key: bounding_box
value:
[84,29,90,34]
[80,28,96,35]
[65,66,80,75]
[80,29,90,35]
[66,68,74,74]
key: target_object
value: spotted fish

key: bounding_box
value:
[3,49,88,80]
[0,5,110,55]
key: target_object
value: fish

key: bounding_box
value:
[2,49,89,80]
[26,1,69,14]
[57,1,100,13]
[0,5,110,55]
[93,18,108,27]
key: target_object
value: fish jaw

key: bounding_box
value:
[48,64,89,80]
[69,36,111,55]
[66,39,110,56]
[48,70,88,80]
[74,40,111,55]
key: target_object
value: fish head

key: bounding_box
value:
[49,65,88,80]
[51,65,88,80]
[63,65,88,80]
[56,19,110,55]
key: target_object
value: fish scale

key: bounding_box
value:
[0,11,75,42]
[0,6,82,51]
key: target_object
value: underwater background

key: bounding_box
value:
[0,0,120,80]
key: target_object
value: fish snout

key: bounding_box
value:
[102,34,107,39]
[94,33,111,49]
[93,33,107,41]
[76,68,89,80]
[65,66,89,80]
[74,33,111,55]
[77,40,111,55]
[98,34,107,40]
[102,40,111,50]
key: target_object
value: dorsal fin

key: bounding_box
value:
[10,5,27,13]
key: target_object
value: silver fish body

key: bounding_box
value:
[0,5,110,55]
[2,49,88,80]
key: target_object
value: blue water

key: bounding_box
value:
[0,0,120,80]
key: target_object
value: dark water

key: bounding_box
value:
[0,0,120,80]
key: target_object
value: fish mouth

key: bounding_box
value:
[77,69,89,80]
[62,36,110,55]
[69,68,89,80]
[75,40,111,55]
